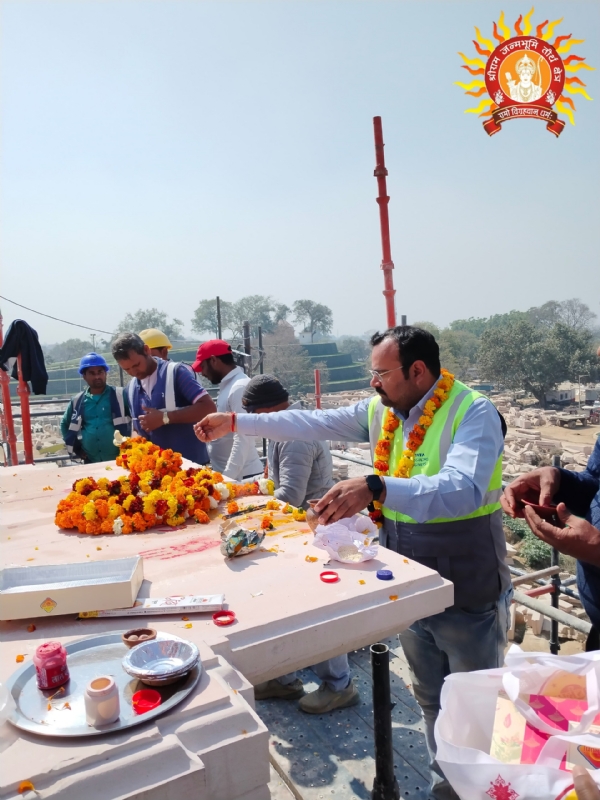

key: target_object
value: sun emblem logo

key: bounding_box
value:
[455,9,595,136]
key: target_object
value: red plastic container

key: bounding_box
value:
[132,689,162,714]
[34,642,70,690]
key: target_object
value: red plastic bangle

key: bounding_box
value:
[213,610,236,626]
[320,571,339,584]
[231,413,236,432]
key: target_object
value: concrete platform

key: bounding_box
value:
[0,461,452,798]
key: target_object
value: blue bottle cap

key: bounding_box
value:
[376,569,394,580]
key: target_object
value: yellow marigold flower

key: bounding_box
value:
[122,495,136,512]
[83,502,97,521]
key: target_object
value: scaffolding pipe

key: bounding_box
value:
[512,591,591,636]
[330,450,372,468]
[373,117,396,329]
[0,313,18,465]
[509,565,581,602]
[16,354,34,465]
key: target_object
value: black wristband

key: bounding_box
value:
[365,474,385,502]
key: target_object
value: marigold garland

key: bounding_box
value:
[369,369,455,526]
[54,437,275,535]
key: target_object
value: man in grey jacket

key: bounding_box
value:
[242,375,359,714]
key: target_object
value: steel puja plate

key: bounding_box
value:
[5,632,201,737]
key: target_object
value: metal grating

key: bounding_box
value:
[257,637,430,800]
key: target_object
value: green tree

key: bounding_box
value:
[449,317,489,338]
[43,338,98,365]
[115,309,183,341]
[228,295,276,339]
[273,303,291,324]
[555,298,597,332]
[479,322,555,405]
[262,322,327,397]
[292,300,333,342]
[337,336,370,363]
[412,321,441,339]
[191,298,233,338]
[438,330,480,379]
[478,320,593,407]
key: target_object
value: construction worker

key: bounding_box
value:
[241,375,358,714]
[139,329,172,361]
[60,353,131,463]
[195,326,510,798]
[112,332,216,465]
[192,339,262,480]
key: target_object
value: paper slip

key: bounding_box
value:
[79,594,225,617]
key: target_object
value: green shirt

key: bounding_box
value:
[60,387,130,463]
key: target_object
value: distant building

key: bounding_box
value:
[545,383,576,405]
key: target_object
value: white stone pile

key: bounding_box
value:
[303,389,372,410]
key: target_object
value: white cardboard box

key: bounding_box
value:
[0,556,144,620]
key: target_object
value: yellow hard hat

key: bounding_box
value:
[139,329,173,350]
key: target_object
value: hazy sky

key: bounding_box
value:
[2,0,599,344]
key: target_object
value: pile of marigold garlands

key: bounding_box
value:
[55,437,274,535]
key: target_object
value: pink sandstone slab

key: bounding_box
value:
[0,461,453,798]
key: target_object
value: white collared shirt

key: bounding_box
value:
[209,366,263,480]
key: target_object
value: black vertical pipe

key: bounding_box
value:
[400,315,407,326]
[370,643,400,800]
[258,326,266,458]
[119,367,124,387]
[216,296,222,339]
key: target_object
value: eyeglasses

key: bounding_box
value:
[368,365,405,381]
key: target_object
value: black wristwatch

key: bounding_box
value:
[365,474,385,502]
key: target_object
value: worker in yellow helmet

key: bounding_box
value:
[139,329,172,361]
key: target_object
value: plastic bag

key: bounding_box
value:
[313,515,378,563]
[219,520,265,558]
[435,645,600,800]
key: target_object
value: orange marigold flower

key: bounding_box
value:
[227,501,239,515]
[374,460,389,472]
[374,441,391,456]
[194,509,210,524]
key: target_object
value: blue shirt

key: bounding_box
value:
[555,439,600,630]
[130,359,209,465]
[236,382,504,523]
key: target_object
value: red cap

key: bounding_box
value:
[192,340,232,372]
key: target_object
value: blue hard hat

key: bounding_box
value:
[78,353,110,375]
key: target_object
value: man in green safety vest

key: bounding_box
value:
[196,326,510,800]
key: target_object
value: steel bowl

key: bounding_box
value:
[122,637,199,685]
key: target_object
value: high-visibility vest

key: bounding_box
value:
[367,378,503,524]
[64,386,130,456]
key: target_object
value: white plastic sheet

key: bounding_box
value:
[312,515,379,563]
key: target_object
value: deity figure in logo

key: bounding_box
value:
[505,53,542,103]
